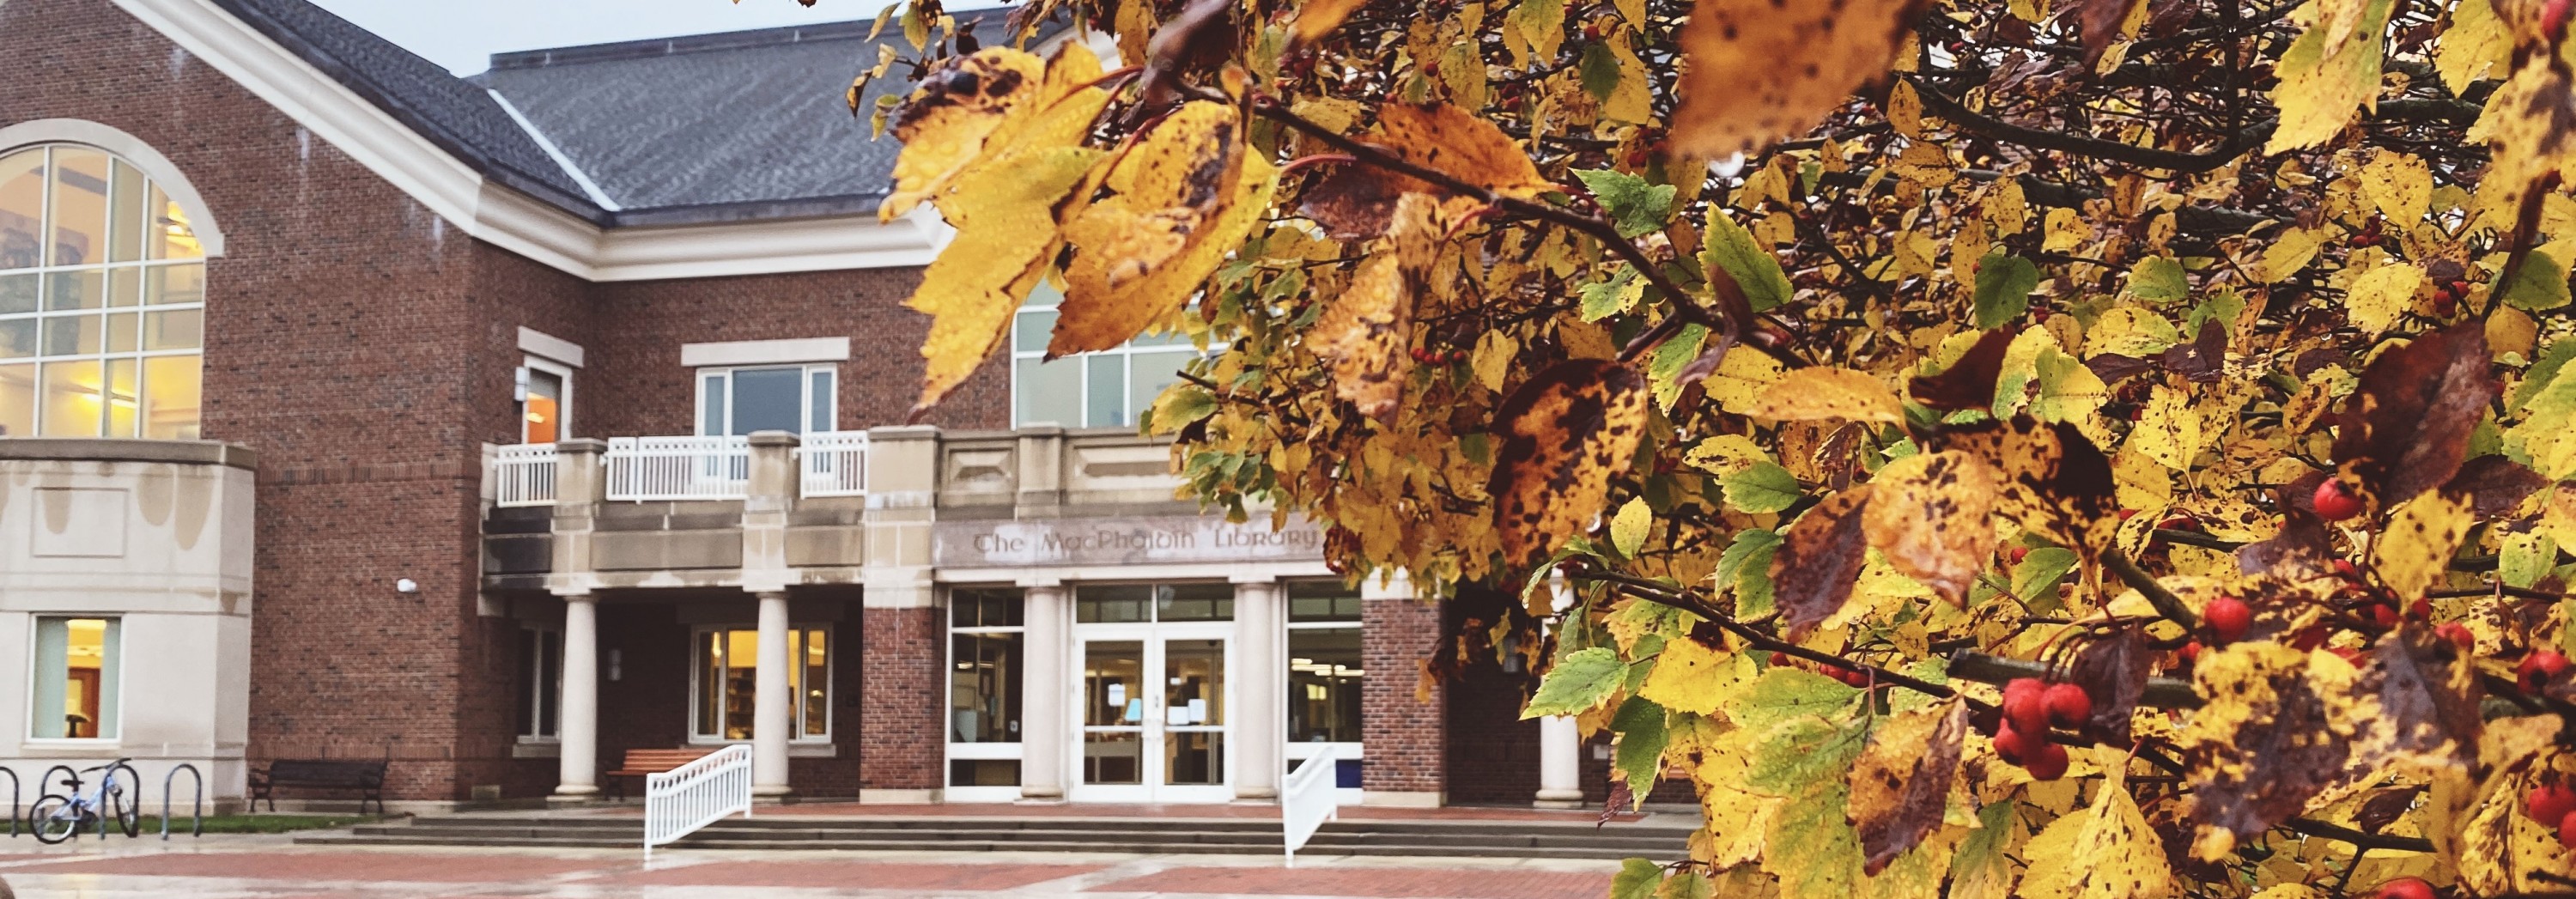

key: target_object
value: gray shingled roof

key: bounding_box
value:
[473,16,1025,225]
[211,0,605,219]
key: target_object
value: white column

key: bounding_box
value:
[1018,583,1068,802]
[751,590,793,798]
[1535,715,1583,808]
[552,592,600,799]
[1231,579,1285,802]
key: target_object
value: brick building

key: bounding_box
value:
[0,0,1606,812]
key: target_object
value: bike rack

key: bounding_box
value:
[34,765,74,840]
[161,764,203,840]
[3,767,18,837]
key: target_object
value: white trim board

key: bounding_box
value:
[517,327,584,367]
[0,119,231,258]
[104,0,939,282]
[680,337,852,367]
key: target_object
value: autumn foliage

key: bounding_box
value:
[871,0,2576,894]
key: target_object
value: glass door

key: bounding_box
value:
[1072,628,1230,801]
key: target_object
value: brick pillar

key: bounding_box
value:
[1361,571,1445,806]
[859,600,944,801]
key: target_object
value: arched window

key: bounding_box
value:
[0,144,204,439]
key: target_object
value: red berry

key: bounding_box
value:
[2549,0,2575,40]
[2435,623,2475,651]
[2024,740,2069,781]
[1991,722,2031,765]
[2530,783,2576,824]
[2043,683,2093,729]
[2375,878,2436,899]
[2205,597,2252,643]
[2370,604,2402,629]
[2156,514,2195,532]
[2009,546,2030,565]
[2117,508,2140,520]
[2520,650,2569,693]
[2409,598,2433,620]
[2176,641,2202,665]
[2314,479,2365,521]
[2002,678,2050,735]
[2330,646,2364,665]
[2561,809,2576,850]
[2333,559,2361,580]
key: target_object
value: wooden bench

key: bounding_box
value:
[250,759,388,814]
[604,748,717,801]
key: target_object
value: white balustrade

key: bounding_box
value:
[1282,751,1342,865]
[643,744,753,857]
[798,431,870,498]
[605,436,750,501]
[491,443,561,507]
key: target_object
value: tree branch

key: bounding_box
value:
[2105,550,2198,630]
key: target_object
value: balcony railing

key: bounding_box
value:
[798,431,869,498]
[491,443,561,507]
[604,435,750,501]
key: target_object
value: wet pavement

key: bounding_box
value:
[0,835,1620,898]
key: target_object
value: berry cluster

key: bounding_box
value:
[1407,346,1466,365]
[1767,652,1879,689]
[1993,677,2088,781]
[2532,780,2576,850]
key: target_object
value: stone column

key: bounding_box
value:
[1360,571,1445,807]
[551,592,601,800]
[544,439,605,598]
[741,431,799,595]
[1534,716,1583,808]
[1230,577,1285,802]
[751,590,793,798]
[1018,581,1069,802]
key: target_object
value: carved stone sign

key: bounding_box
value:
[933,514,1327,568]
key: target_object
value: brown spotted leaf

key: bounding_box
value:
[883,48,1047,221]
[1673,0,1931,156]
[1300,163,1405,240]
[1844,698,1967,876]
[2078,0,2146,68]
[1746,366,1906,424]
[2235,506,2336,580]
[1908,328,2017,411]
[2444,455,2551,518]
[2346,628,2482,775]
[1489,360,1652,567]
[2066,629,2154,743]
[1376,102,1554,197]
[1770,487,1874,641]
[1860,450,2002,605]
[1314,254,1413,421]
[1054,101,1277,356]
[2376,490,2474,601]
[2331,322,2499,510]
[1934,417,2123,566]
[2178,642,2354,860]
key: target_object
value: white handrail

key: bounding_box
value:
[1282,751,1342,865]
[605,436,750,501]
[491,444,560,507]
[798,431,869,498]
[643,744,752,858]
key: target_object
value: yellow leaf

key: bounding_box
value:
[2265,0,2392,153]
[1376,101,1553,197]
[1861,451,2003,605]
[881,48,1048,222]
[1704,346,1787,414]
[1685,434,1771,477]
[1054,102,1279,356]
[2131,385,2204,471]
[2377,490,2472,600]
[1314,255,1413,422]
[2344,262,2424,334]
[1745,367,1905,423]
[1886,79,1924,138]
[1471,329,1519,392]
[1293,0,1370,43]
[1603,29,1656,125]
[2258,227,2328,283]
[1490,360,1653,566]
[906,146,1105,412]
[2437,0,2510,94]
[2359,149,2433,222]
[1611,497,1653,557]
[1671,0,1923,156]
[1638,637,1739,715]
[2020,757,2177,899]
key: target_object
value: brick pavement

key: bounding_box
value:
[604,860,1103,890]
[1088,866,1614,899]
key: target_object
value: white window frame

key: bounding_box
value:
[1008,287,1222,429]
[1284,583,1364,801]
[24,615,124,744]
[518,623,562,743]
[518,355,573,445]
[694,363,837,436]
[946,588,1027,800]
[686,623,835,744]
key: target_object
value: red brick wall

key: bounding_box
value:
[860,605,944,791]
[1361,597,1446,795]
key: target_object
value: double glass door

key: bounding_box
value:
[1074,626,1230,802]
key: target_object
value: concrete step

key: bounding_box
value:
[295,831,1661,860]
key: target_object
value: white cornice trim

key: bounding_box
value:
[107,0,938,282]
[680,337,852,367]
[0,118,231,258]
[517,326,584,367]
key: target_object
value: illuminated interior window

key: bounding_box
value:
[0,145,204,439]
[1009,284,1219,428]
[31,617,120,740]
[691,624,831,740]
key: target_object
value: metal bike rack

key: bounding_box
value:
[34,766,74,840]
[161,764,204,840]
[3,767,19,837]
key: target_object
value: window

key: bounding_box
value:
[0,145,204,439]
[949,588,1024,787]
[1010,285,1215,428]
[517,625,562,740]
[30,617,121,740]
[697,364,835,436]
[1074,583,1234,623]
[1286,583,1363,745]
[519,358,570,444]
[691,625,831,741]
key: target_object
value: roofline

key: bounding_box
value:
[487,19,890,71]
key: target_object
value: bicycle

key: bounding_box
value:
[26,759,141,843]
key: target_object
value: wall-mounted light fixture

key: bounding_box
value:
[395,578,419,594]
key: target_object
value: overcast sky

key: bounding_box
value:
[311,0,960,76]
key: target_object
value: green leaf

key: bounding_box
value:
[1948,799,2020,899]
[2514,337,2576,407]
[1578,42,1622,104]
[1577,169,1679,239]
[1581,265,1646,321]
[1723,461,1802,513]
[1611,696,1670,805]
[2502,531,2560,590]
[2128,256,2189,304]
[1611,497,1653,557]
[1761,777,1868,899]
[1525,647,1626,717]
[1648,323,1710,410]
[1724,666,1859,734]
[2186,288,2246,338]
[1700,213,1794,313]
[1972,252,2039,328]
[1612,859,1664,899]
[2499,249,2573,312]
[2013,547,2080,604]
[1720,529,1783,619]
[1744,714,1871,793]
